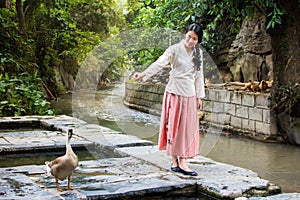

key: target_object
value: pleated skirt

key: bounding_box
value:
[158,91,199,158]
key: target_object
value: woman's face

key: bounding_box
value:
[185,30,198,48]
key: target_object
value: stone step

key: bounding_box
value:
[115,145,281,199]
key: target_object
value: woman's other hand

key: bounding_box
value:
[197,98,202,110]
[132,72,145,81]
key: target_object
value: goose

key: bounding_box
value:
[45,129,78,191]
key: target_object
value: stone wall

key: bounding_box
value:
[203,88,277,137]
[124,82,165,116]
[124,81,279,140]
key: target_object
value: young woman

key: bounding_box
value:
[133,23,205,176]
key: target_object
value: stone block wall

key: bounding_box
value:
[124,82,165,116]
[124,81,278,137]
[203,89,277,136]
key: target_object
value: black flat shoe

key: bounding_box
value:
[171,166,180,172]
[178,167,198,176]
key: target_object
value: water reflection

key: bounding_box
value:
[51,82,300,193]
[207,135,300,193]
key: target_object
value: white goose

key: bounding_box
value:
[46,129,78,191]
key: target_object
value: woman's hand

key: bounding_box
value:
[132,72,145,81]
[197,98,202,110]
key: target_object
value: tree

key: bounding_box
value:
[0,0,127,116]
[16,0,25,33]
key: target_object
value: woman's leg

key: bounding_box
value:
[178,157,192,171]
[171,156,178,167]
[178,157,198,176]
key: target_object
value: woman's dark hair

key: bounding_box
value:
[187,23,203,71]
[192,45,202,71]
[186,23,203,43]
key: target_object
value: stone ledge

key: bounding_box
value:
[0,115,153,156]
[115,145,281,199]
[236,193,300,200]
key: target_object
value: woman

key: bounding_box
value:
[133,23,205,176]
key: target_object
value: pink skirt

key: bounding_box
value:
[158,91,199,158]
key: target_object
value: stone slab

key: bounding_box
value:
[0,170,58,200]
[0,130,92,154]
[0,157,197,199]
[0,116,153,155]
[115,145,280,199]
[236,193,300,200]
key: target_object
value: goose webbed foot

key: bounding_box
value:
[67,175,74,190]
[56,178,64,191]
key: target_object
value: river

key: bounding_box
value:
[51,81,300,193]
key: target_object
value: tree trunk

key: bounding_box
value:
[16,0,25,34]
[0,0,11,8]
[268,0,300,145]
[269,0,300,84]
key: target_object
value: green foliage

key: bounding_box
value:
[128,48,164,72]
[270,82,300,117]
[128,0,288,55]
[1,0,127,94]
[130,0,205,31]
[0,73,55,117]
[0,0,297,117]
[40,0,126,89]
[0,4,37,75]
[260,0,285,29]
[26,1,105,90]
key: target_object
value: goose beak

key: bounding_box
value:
[68,129,73,139]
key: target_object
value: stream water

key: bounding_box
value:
[51,81,300,193]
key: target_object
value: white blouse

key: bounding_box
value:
[142,40,205,99]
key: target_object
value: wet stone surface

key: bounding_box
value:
[0,115,298,199]
[236,193,300,200]
[116,146,282,199]
[0,170,56,200]
[0,158,196,199]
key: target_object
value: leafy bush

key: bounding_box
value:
[128,0,289,55]
[0,73,55,117]
[128,48,164,72]
[270,82,300,117]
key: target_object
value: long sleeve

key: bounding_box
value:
[142,47,173,82]
[141,40,204,98]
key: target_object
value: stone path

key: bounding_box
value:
[0,115,299,199]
